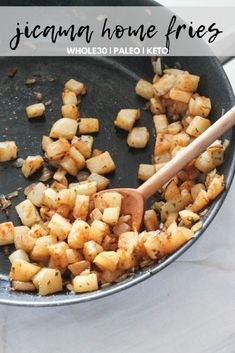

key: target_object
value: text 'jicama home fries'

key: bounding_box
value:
[0,67,228,296]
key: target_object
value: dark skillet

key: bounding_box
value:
[0,0,234,306]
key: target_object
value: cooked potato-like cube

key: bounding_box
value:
[114,109,140,131]
[48,213,72,241]
[127,127,150,149]
[89,208,103,222]
[68,260,91,276]
[102,207,120,226]
[150,97,165,114]
[94,251,119,272]
[9,249,29,263]
[135,79,153,100]
[69,181,97,196]
[138,164,155,181]
[0,222,14,246]
[71,135,93,159]
[78,118,99,134]
[207,175,224,201]
[118,232,138,254]
[154,133,173,155]
[31,235,57,262]
[0,141,18,162]
[172,132,190,148]
[32,268,62,296]
[59,156,78,176]
[153,114,168,134]
[153,151,171,164]
[179,210,200,226]
[164,180,180,201]
[194,151,215,173]
[187,96,211,117]
[15,199,41,227]
[144,227,193,260]
[40,206,55,222]
[48,241,69,268]
[53,167,67,182]
[169,88,192,104]
[94,191,123,212]
[57,189,76,208]
[83,240,103,262]
[190,189,209,212]
[41,136,53,152]
[29,224,47,239]
[10,259,40,282]
[89,220,109,244]
[86,151,116,174]
[26,103,45,119]
[153,74,175,96]
[66,249,82,264]
[73,273,98,293]
[186,116,211,137]
[61,104,80,120]
[62,89,78,105]
[14,226,36,253]
[174,72,200,92]
[50,118,78,140]
[117,249,136,270]
[164,212,178,228]
[12,281,36,292]
[87,173,109,191]
[21,155,44,178]
[46,138,70,161]
[144,210,159,231]
[42,188,58,209]
[65,79,85,95]
[167,121,183,135]
[73,194,90,220]
[68,219,90,249]
[27,182,47,207]
[163,68,184,76]
[191,183,206,201]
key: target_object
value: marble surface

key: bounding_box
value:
[1,5,235,353]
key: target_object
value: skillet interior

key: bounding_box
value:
[0,55,234,306]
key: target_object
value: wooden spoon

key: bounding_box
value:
[94,106,235,231]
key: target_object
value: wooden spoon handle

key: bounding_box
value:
[137,106,235,200]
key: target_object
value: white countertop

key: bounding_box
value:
[1,5,235,353]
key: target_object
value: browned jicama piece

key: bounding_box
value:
[41,136,53,152]
[68,260,91,276]
[86,151,115,174]
[73,194,90,220]
[21,155,44,178]
[0,222,14,245]
[94,251,119,272]
[26,182,47,207]
[0,141,18,162]
[186,116,211,137]
[94,191,123,211]
[61,104,80,120]
[88,173,110,191]
[153,74,175,96]
[69,182,97,196]
[144,210,159,231]
[73,273,98,293]
[169,88,192,104]
[46,138,70,161]
[65,79,85,95]
[48,213,72,241]
[14,226,35,253]
[15,200,41,227]
[26,103,45,118]
[9,259,41,282]
[135,79,153,100]
[127,127,150,148]
[12,281,36,292]
[67,219,90,249]
[78,118,99,134]
[138,164,155,181]
[114,109,140,131]
[50,118,78,140]
[9,249,30,263]
[153,114,168,134]
[62,89,78,105]
[187,96,211,117]
[32,268,62,296]
[71,135,93,158]
[149,97,165,114]
[83,240,103,262]
[31,235,57,262]
[174,72,200,92]
[60,147,86,176]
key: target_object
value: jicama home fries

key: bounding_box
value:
[0,63,228,296]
